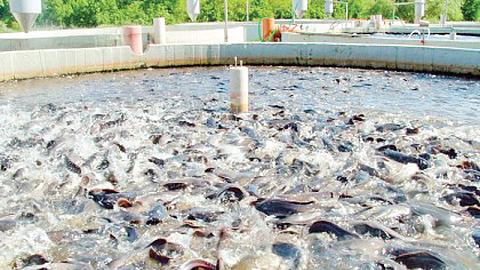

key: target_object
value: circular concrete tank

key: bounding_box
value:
[9,0,42,33]
[187,0,201,22]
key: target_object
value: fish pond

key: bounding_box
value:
[0,67,479,269]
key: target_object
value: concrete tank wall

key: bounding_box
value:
[0,46,142,80]
[2,20,480,52]
[1,43,479,82]
[0,24,252,51]
[165,27,246,44]
[282,32,480,49]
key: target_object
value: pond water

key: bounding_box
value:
[0,67,479,269]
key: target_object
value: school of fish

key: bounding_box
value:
[0,67,479,269]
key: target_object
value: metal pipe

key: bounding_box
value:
[326,0,349,29]
[441,0,449,26]
[345,1,349,22]
[224,0,229,42]
[246,0,249,21]
[292,1,297,24]
[408,29,422,39]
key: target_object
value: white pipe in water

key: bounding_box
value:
[450,31,457,40]
[230,60,249,113]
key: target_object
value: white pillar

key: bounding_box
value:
[293,0,308,19]
[187,0,201,21]
[450,31,456,40]
[153,17,166,44]
[325,0,334,16]
[224,0,229,42]
[230,62,249,113]
[441,0,449,26]
[440,14,447,26]
[414,0,425,24]
[246,0,249,21]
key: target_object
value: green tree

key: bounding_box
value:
[197,0,223,22]
[270,0,292,19]
[425,0,464,21]
[304,0,327,19]
[249,0,275,19]
[462,0,480,20]
[369,0,396,17]
[348,0,375,18]
[1,0,479,30]
[0,0,20,30]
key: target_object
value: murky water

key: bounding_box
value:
[1,67,479,124]
[0,67,479,269]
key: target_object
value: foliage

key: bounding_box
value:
[369,0,396,17]
[0,0,477,29]
[304,0,327,19]
[425,0,464,22]
[462,0,480,20]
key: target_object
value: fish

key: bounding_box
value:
[308,220,359,240]
[22,262,94,270]
[148,157,165,167]
[2,67,480,269]
[272,242,302,269]
[179,259,217,270]
[98,114,127,130]
[353,223,394,240]
[409,201,463,226]
[443,192,480,207]
[65,154,82,174]
[376,123,405,132]
[16,254,48,268]
[254,199,313,218]
[146,202,168,225]
[207,184,249,202]
[473,230,480,248]
[466,206,480,218]
[231,254,283,270]
[394,251,446,270]
[382,150,430,170]
[87,189,136,210]
[0,218,16,232]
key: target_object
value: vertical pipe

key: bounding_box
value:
[153,17,166,44]
[414,0,425,24]
[261,18,275,41]
[224,0,229,43]
[123,25,143,54]
[292,0,297,24]
[346,2,349,22]
[442,0,449,26]
[246,0,249,21]
[450,30,456,40]
[230,65,249,113]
